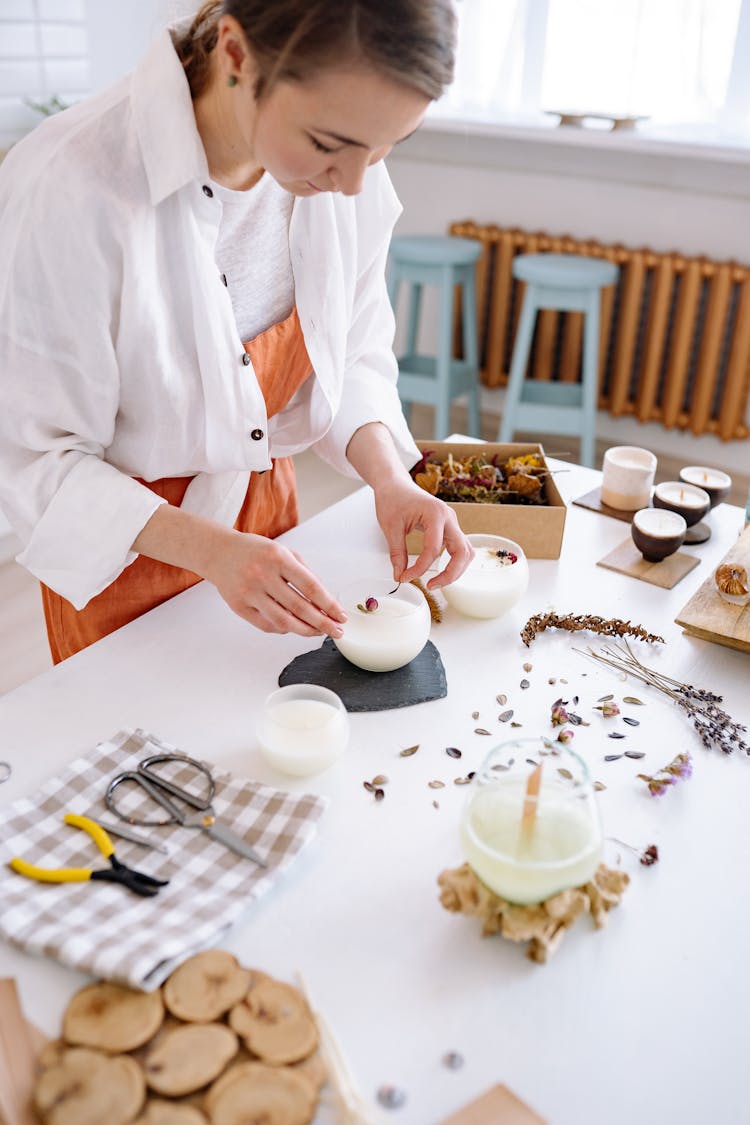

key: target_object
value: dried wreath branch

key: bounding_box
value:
[576,640,749,756]
[521,612,665,648]
[410,577,442,623]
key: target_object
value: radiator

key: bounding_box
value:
[450,221,750,441]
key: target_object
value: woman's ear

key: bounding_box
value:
[216,14,252,82]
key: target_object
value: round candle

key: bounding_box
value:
[257,684,349,776]
[631,507,687,562]
[333,581,430,672]
[601,446,657,511]
[653,481,710,527]
[442,534,529,620]
[460,740,602,905]
[679,465,732,508]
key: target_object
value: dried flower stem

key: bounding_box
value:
[410,577,442,623]
[575,640,749,756]
[521,612,664,648]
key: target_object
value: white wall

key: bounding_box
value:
[84,0,198,90]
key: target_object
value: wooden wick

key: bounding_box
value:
[519,762,543,853]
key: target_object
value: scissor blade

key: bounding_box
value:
[203,821,268,867]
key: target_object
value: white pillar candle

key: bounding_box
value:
[601,446,657,511]
[333,581,430,672]
[461,741,602,905]
[257,685,349,776]
[442,535,529,620]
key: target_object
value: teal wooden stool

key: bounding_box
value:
[387,235,482,439]
[499,253,619,467]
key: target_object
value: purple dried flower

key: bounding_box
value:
[638,751,692,797]
[557,729,574,745]
[551,698,570,727]
[357,596,379,613]
[595,701,621,719]
[640,844,659,866]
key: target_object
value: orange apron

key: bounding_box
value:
[41,308,312,663]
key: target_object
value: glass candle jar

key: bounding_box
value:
[257,684,350,777]
[442,534,529,620]
[333,580,431,672]
[460,738,603,905]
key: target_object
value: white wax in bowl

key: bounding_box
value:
[680,466,731,491]
[333,583,430,672]
[654,481,709,509]
[442,535,529,619]
[632,508,687,536]
[257,688,349,777]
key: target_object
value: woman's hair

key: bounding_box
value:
[174,0,456,102]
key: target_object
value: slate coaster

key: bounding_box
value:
[278,638,447,711]
[597,538,700,589]
[573,486,638,523]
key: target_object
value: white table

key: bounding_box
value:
[1,461,748,1125]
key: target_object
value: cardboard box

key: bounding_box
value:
[406,441,566,559]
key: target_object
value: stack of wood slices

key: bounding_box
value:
[33,950,325,1124]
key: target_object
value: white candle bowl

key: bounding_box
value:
[257,684,350,777]
[631,507,687,562]
[679,466,732,508]
[441,535,529,620]
[653,481,710,527]
[333,580,431,672]
[460,738,603,905]
[600,446,657,511]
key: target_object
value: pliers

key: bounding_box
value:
[8,813,169,898]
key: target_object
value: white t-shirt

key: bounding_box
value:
[210,173,295,343]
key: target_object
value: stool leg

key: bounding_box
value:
[462,271,481,439]
[580,292,600,468]
[499,289,537,443]
[406,284,423,357]
[435,267,454,439]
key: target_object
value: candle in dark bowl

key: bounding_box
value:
[679,466,732,509]
[652,481,710,527]
[631,508,687,563]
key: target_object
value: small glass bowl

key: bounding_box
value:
[332,579,431,672]
[257,684,350,777]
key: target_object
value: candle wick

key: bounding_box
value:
[518,762,543,855]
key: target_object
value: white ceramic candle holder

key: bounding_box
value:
[442,534,529,620]
[332,580,430,672]
[601,446,657,511]
[257,684,350,777]
[460,737,602,905]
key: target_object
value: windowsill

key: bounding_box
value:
[394,112,750,200]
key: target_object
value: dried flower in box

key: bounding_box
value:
[411,450,550,506]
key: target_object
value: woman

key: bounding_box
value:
[0,0,470,663]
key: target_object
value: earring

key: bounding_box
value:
[227,75,238,88]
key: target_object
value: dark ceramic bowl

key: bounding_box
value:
[631,508,687,563]
[679,466,731,509]
[653,482,710,527]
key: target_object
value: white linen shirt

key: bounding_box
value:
[0,30,419,609]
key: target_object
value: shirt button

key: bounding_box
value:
[250,428,264,441]
[241,352,251,366]
[202,184,214,198]
[220,273,228,286]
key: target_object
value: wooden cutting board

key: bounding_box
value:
[675,526,750,652]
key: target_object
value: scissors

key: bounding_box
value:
[8,814,168,898]
[105,753,267,867]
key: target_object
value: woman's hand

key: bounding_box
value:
[372,477,473,589]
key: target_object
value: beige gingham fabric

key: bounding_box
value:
[0,729,327,990]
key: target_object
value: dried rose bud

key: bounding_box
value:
[556,729,574,745]
[595,701,621,718]
[640,844,659,866]
[357,596,379,613]
[550,698,570,727]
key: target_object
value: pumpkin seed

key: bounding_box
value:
[428,780,445,789]
[608,732,626,739]
[604,754,623,762]
[498,710,514,723]
[623,696,644,705]
[520,679,530,689]
[496,693,508,706]
[474,727,492,735]
[622,717,640,727]
[598,693,614,702]
[624,750,646,760]
[557,767,573,779]
[446,746,462,759]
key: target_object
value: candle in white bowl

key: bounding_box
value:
[601,446,657,510]
[653,481,710,526]
[442,535,529,620]
[333,580,430,672]
[679,465,732,508]
[257,684,349,777]
[460,740,602,904]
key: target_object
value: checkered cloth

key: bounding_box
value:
[0,729,327,990]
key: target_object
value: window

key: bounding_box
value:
[434,0,750,146]
[0,0,89,151]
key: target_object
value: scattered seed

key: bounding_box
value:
[598,693,614,702]
[523,662,532,673]
[622,717,640,727]
[511,721,523,728]
[525,758,538,767]
[374,787,385,801]
[520,679,530,689]
[446,746,462,759]
[428,780,445,789]
[508,758,515,766]
[557,768,573,779]
[496,693,508,706]
[363,781,375,792]
[467,771,475,780]
[560,677,568,684]
[624,750,646,760]
[604,754,623,762]
[594,780,607,791]
[491,763,509,772]
[399,744,419,757]
[498,710,514,723]
[474,727,492,736]
[372,774,388,786]
[432,800,439,809]
[442,1051,464,1070]
[471,711,479,720]
[572,695,579,706]
[454,776,472,785]
[548,677,557,685]
[623,696,644,705]
[608,732,626,739]
[377,1085,407,1110]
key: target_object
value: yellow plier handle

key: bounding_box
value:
[8,814,116,884]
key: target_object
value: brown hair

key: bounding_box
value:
[174,0,456,102]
